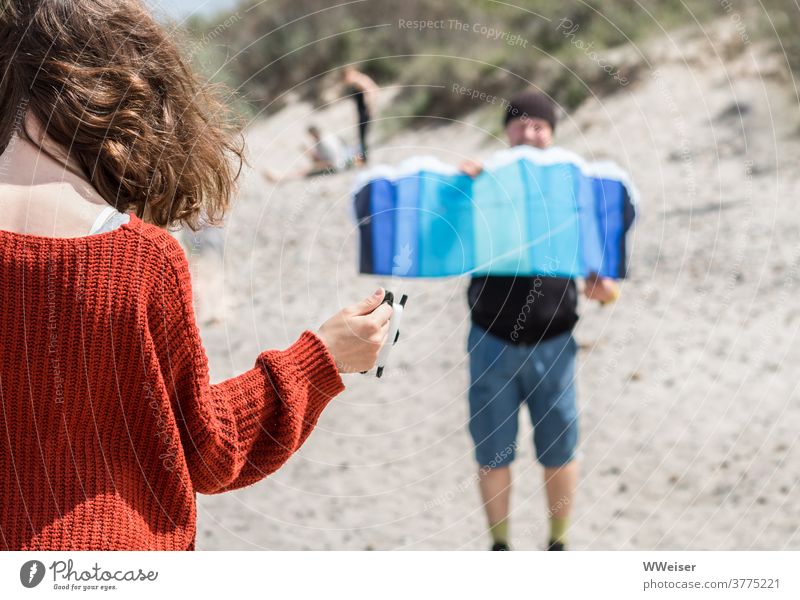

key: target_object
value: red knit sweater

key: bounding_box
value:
[0,213,345,550]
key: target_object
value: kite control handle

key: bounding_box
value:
[361,290,407,378]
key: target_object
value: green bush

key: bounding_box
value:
[181,0,799,128]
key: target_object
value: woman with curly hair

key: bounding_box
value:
[0,0,392,550]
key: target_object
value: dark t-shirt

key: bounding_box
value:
[468,275,578,345]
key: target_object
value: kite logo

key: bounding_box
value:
[20,560,46,588]
[392,243,413,276]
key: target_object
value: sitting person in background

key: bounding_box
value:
[262,124,348,183]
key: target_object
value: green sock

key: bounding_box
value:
[549,516,569,545]
[489,519,509,545]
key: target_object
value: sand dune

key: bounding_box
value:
[192,20,800,550]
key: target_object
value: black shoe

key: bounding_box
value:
[547,539,566,551]
[491,542,510,551]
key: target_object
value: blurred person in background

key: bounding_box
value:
[342,65,378,164]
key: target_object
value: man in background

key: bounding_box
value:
[460,90,619,551]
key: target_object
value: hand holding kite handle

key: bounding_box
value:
[373,291,407,378]
[351,290,408,378]
[583,273,620,305]
[317,288,393,373]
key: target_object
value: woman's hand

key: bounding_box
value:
[583,273,620,304]
[458,159,484,178]
[316,288,394,373]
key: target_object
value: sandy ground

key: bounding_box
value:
[190,21,800,550]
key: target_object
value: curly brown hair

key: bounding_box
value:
[0,0,245,230]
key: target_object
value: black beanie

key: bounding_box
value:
[503,90,557,132]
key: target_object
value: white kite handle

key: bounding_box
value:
[358,292,407,378]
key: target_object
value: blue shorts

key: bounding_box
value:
[467,324,578,468]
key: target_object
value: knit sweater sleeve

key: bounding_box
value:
[149,234,345,494]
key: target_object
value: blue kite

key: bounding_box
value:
[352,146,637,279]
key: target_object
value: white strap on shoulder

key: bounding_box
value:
[88,206,118,235]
